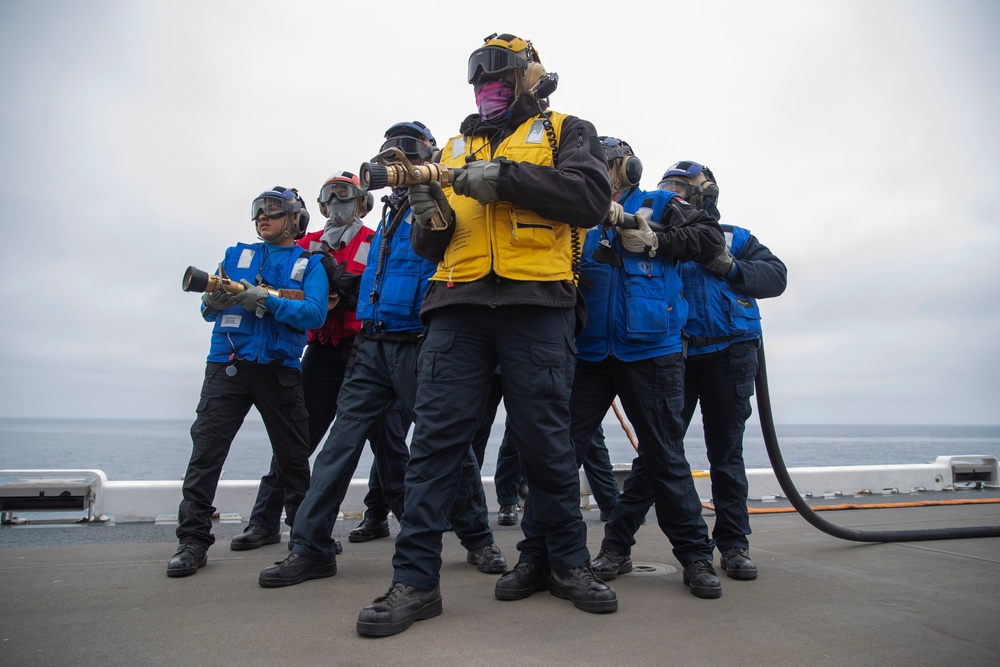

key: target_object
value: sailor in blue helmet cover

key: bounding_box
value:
[357,34,616,637]
[664,161,787,580]
[167,187,328,578]
[573,138,728,599]
[257,121,507,590]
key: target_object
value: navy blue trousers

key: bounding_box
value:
[582,424,619,512]
[681,341,757,550]
[574,353,714,565]
[179,362,311,548]
[247,338,403,532]
[392,307,588,590]
[290,336,491,561]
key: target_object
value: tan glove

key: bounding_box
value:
[618,210,658,256]
[607,201,625,228]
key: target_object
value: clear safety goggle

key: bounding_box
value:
[467,46,526,83]
[658,179,696,197]
[251,196,293,220]
[318,181,362,205]
[380,135,434,161]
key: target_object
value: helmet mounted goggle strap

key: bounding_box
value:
[318,172,364,205]
[252,189,301,221]
[467,33,535,84]
[600,136,643,189]
[380,121,437,161]
[658,161,718,202]
[600,136,634,162]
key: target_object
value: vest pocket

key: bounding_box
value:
[723,292,762,336]
[622,255,670,339]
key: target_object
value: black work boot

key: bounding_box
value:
[549,563,618,613]
[356,582,443,637]
[590,548,633,582]
[467,542,508,574]
[683,560,722,599]
[497,504,518,526]
[258,552,336,588]
[166,543,207,578]
[719,546,758,580]
[348,517,390,543]
[230,525,281,551]
[495,561,550,601]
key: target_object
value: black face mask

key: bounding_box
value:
[387,187,409,212]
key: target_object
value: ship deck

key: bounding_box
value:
[2,493,999,667]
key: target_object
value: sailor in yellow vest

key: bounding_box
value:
[357,33,616,637]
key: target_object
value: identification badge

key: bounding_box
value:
[525,120,546,144]
[451,137,466,160]
[238,248,254,268]
[290,257,309,281]
[220,313,243,328]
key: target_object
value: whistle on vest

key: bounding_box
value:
[182,264,305,301]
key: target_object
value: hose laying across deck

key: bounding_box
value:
[755,342,1000,541]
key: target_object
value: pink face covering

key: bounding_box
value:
[475,79,516,121]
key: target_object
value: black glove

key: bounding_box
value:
[409,181,453,229]
[321,255,362,309]
[703,250,736,277]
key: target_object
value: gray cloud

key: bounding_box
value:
[0,0,997,424]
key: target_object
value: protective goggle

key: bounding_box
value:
[600,136,633,162]
[380,135,435,161]
[658,179,697,197]
[318,181,362,205]
[251,196,295,220]
[467,46,527,83]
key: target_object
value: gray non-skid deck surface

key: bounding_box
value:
[2,501,999,667]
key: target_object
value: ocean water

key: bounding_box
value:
[1,417,999,482]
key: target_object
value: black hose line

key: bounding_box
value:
[755,342,1000,541]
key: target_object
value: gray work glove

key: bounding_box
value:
[703,250,736,277]
[618,210,658,256]
[453,159,500,205]
[235,279,268,317]
[201,289,238,312]
[409,181,453,229]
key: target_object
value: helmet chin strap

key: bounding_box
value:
[281,213,298,238]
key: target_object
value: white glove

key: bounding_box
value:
[618,210,658,256]
[607,201,625,228]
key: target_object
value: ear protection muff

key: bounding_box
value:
[524,62,558,98]
[361,192,375,218]
[619,155,643,187]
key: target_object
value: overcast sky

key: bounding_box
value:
[0,0,997,425]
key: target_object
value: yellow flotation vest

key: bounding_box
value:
[435,112,574,284]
